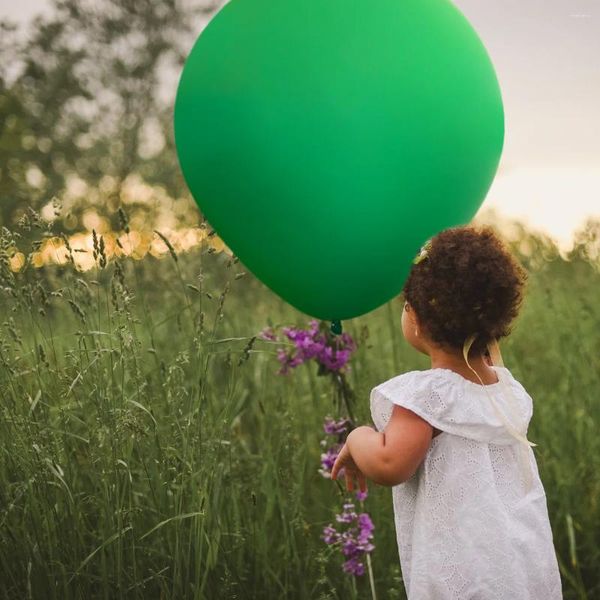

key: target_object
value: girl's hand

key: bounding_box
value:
[331,442,368,493]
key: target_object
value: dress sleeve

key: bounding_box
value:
[370,370,458,434]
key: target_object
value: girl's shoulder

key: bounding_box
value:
[370,368,452,408]
[372,367,461,395]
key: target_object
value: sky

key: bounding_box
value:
[2,0,599,250]
[454,0,600,249]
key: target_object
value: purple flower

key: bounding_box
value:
[358,541,375,553]
[322,500,375,578]
[355,489,368,502]
[268,321,368,577]
[335,503,358,523]
[342,556,366,576]
[258,326,277,341]
[276,347,305,375]
[357,513,374,534]
[342,535,358,556]
[323,416,350,436]
[319,444,341,477]
[322,525,340,544]
[267,319,357,376]
[319,416,353,479]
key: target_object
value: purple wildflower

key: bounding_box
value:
[318,415,354,479]
[319,444,343,478]
[336,502,358,523]
[341,529,360,556]
[355,489,368,502]
[276,347,305,375]
[323,416,351,436]
[343,556,366,576]
[269,319,357,375]
[321,498,376,578]
[322,525,340,544]
[357,512,374,533]
[258,326,277,341]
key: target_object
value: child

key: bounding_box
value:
[331,225,563,599]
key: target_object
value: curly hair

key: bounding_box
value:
[402,225,528,355]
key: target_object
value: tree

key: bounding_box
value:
[0,0,224,232]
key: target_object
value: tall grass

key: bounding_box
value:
[0,217,598,599]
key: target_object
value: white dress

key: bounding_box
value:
[370,366,563,600]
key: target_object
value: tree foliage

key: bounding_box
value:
[0,0,223,231]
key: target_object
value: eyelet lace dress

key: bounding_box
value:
[370,366,563,600]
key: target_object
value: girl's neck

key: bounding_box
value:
[429,348,498,385]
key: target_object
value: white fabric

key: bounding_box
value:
[370,366,563,600]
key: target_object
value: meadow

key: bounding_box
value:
[0,213,598,599]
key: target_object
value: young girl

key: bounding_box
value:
[331,225,563,599]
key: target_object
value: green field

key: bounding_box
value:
[0,217,598,599]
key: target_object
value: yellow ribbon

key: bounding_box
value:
[462,335,536,494]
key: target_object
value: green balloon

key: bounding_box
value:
[174,0,504,321]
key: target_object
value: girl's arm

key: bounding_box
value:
[347,406,434,486]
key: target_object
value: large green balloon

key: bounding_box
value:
[174,0,504,321]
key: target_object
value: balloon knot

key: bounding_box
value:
[330,320,342,336]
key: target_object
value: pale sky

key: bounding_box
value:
[2,0,599,250]
[454,0,600,250]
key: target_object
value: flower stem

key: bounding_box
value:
[366,552,377,600]
[333,371,355,424]
[358,496,378,599]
